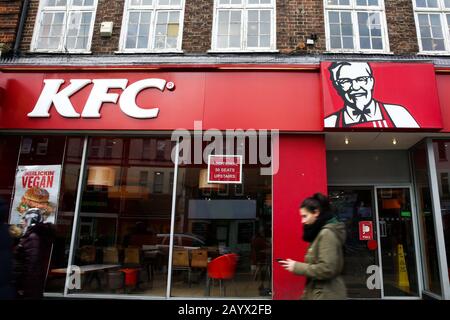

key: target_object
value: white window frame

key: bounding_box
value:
[413,0,450,55]
[118,0,185,53]
[324,0,391,53]
[31,0,98,53]
[210,0,277,52]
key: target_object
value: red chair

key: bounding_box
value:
[205,253,238,296]
[119,268,138,293]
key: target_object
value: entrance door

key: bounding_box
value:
[376,187,420,297]
[329,187,381,298]
[329,187,421,299]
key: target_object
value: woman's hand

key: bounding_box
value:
[278,259,297,273]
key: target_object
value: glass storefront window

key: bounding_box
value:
[2,133,272,299]
[376,187,419,297]
[433,140,450,285]
[45,137,84,293]
[329,186,420,298]
[69,137,175,296]
[329,187,381,299]
[3,136,82,294]
[411,142,441,295]
[170,137,273,298]
[0,136,21,216]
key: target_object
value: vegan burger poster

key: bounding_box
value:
[9,165,62,225]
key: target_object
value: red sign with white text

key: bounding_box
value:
[0,70,322,131]
[321,62,442,130]
[359,221,374,241]
[208,155,242,184]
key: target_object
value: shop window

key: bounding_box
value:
[0,136,21,216]
[45,137,84,293]
[170,134,272,297]
[413,0,450,53]
[324,0,390,53]
[119,0,185,52]
[71,136,175,297]
[2,136,83,294]
[211,0,276,52]
[412,142,442,295]
[328,187,382,298]
[31,0,98,53]
[433,139,450,285]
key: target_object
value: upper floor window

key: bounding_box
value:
[211,0,276,52]
[413,0,450,53]
[32,0,97,52]
[119,0,185,52]
[324,0,390,53]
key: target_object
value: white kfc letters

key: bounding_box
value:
[27,78,171,119]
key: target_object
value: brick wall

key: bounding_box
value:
[13,0,425,56]
[385,0,419,54]
[19,0,37,53]
[277,0,326,54]
[90,0,124,53]
[183,0,213,53]
[0,0,22,53]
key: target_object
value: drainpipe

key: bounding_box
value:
[13,0,30,56]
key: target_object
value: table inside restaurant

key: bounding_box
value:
[51,264,121,274]
[51,264,121,290]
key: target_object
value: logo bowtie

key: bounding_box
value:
[352,108,371,123]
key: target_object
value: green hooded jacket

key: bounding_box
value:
[293,218,347,300]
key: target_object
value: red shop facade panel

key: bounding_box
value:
[436,73,450,133]
[321,62,443,131]
[0,63,447,300]
[0,70,323,132]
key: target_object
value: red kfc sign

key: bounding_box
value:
[321,62,442,130]
[208,155,242,184]
[0,70,323,131]
[359,221,373,241]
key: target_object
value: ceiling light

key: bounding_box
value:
[392,138,397,145]
[344,137,349,145]
[87,166,116,187]
[198,169,225,191]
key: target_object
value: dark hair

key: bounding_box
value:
[300,193,331,215]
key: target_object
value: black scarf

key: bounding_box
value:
[302,211,334,243]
